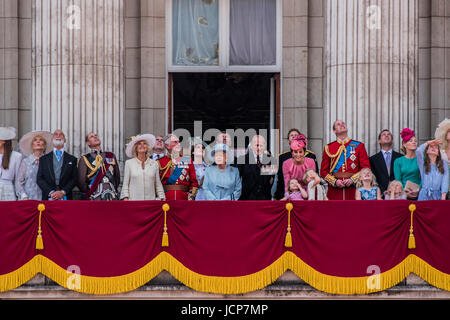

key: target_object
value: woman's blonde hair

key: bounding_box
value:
[302,169,316,184]
[132,140,150,158]
[356,167,378,188]
[386,180,404,197]
[400,144,406,154]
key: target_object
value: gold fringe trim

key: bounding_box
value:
[2,253,450,295]
[0,256,42,292]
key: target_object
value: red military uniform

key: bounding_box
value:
[320,137,370,200]
[158,156,198,200]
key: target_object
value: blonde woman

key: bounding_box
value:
[120,134,165,201]
[16,131,53,200]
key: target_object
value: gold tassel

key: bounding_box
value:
[285,203,293,248]
[408,204,416,249]
[36,234,43,250]
[36,203,46,250]
[284,230,292,248]
[162,204,170,247]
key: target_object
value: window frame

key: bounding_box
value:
[166,0,283,73]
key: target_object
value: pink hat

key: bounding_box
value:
[400,128,415,143]
[290,135,307,151]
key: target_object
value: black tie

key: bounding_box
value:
[257,155,262,168]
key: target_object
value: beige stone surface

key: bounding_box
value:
[1,272,449,300]
[0,0,446,166]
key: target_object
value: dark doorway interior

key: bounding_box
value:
[173,73,274,139]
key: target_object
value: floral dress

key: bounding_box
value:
[358,186,379,200]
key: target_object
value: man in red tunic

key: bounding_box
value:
[158,134,198,200]
[320,120,370,200]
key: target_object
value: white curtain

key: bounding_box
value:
[230,0,276,65]
[173,0,219,66]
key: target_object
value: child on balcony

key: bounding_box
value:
[303,169,328,200]
[384,180,407,200]
[281,178,307,201]
[355,167,382,200]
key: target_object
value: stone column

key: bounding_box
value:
[282,0,309,151]
[325,0,418,155]
[140,0,166,136]
[0,0,19,130]
[32,0,124,161]
[429,0,450,131]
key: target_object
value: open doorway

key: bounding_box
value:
[170,72,280,153]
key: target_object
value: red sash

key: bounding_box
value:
[86,152,115,200]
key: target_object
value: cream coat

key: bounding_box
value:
[120,157,165,200]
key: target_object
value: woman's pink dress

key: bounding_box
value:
[282,157,316,192]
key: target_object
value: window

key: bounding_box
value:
[168,0,282,72]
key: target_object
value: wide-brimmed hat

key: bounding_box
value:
[19,130,53,156]
[125,134,156,158]
[435,118,450,149]
[0,127,16,141]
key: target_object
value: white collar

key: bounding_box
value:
[381,149,392,155]
[153,153,164,159]
[252,152,262,162]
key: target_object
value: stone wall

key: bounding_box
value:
[1,271,449,299]
[1,0,448,161]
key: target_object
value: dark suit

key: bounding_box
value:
[237,152,275,200]
[369,150,403,195]
[274,149,318,200]
[37,150,78,200]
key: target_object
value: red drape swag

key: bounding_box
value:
[1,200,449,292]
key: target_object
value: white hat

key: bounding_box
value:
[0,127,16,141]
[435,118,450,150]
[125,134,156,158]
[19,130,53,157]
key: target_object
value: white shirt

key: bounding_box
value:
[53,148,65,155]
[381,149,392,160]
[152,153,165,161]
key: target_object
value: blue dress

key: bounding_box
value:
[202,165,242,200]
[358,187,379,200]
[416,144,449,201]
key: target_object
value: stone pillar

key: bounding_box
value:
[325,0,418,155]
[0,0,19,130]
[282,0,309,151]
[32,0,124,161]
[417,0,431,143]
[19,0,33,138]
[124,0,141,140]
[140,0,166,136]
[429,0,450,132]
[307,0,326,159]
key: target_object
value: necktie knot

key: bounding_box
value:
[256,155,262,168]
[55,150,62,162]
